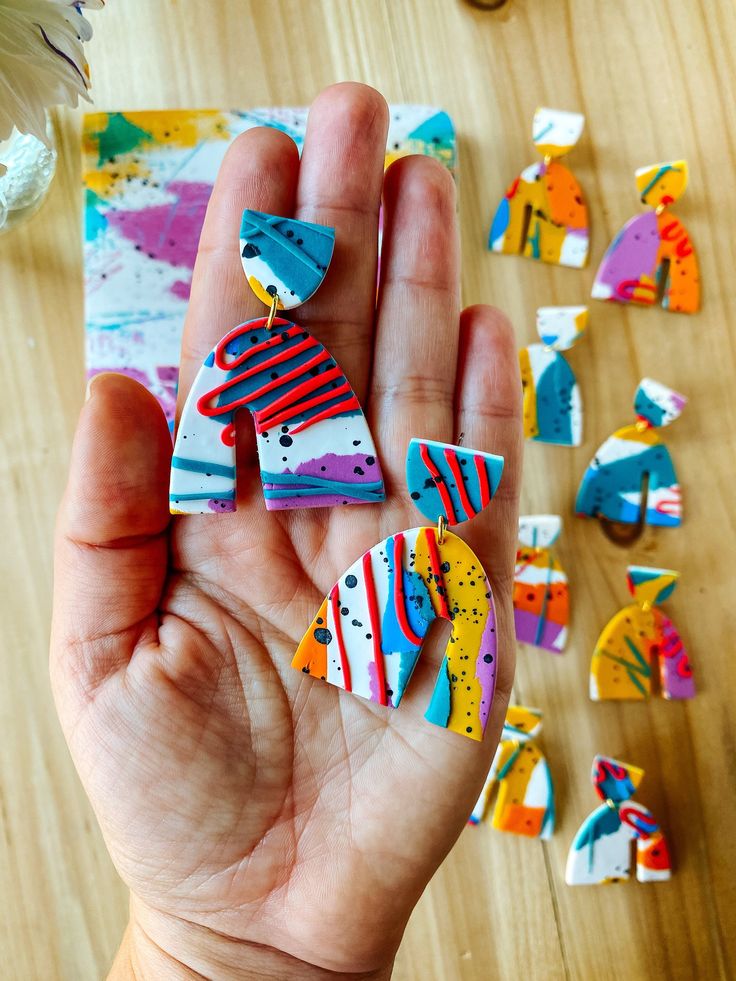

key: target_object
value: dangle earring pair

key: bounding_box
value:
[171,210,506,741]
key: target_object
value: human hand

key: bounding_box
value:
[51,83,522,979]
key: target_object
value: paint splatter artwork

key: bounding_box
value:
[590,566,694,701]
[469,706,555,837]
[83,107,457,429]
[566,756,672,885]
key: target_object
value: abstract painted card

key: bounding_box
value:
[83,107,457,430]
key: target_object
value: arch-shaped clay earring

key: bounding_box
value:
[520,306,588,446]
[590,566,694,701]
[469,706,555,838]
[513,515,569,654]
[576,378,686,533]
[566,756,672,885]
[170,210,385,513]
[292,438,505,740]
[488,107,589,268]
[592,160,699,313]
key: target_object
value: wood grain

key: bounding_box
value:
[1,1,734,977]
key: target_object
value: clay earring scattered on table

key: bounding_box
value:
[513,515,569,654]
[170,209,385,514]
[590,566,694,701]
[520,305,588,446]
[469,706,555,838]
[592,160,699,313]
[293,438,505,741]
[566,755,672,885]
[575,377,686,541]
[488,107,589,268]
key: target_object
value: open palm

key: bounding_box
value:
[51,84,521,978]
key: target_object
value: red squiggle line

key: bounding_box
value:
[443,448,476,521]
[213,319,295,370]
[329,585,352,692]
[258,381,352,432]
[362,551,387,706]
[424,527,450,621]
[198,348,330,417]
[419,442,458,525]
[290,395,360,435]
[252,367,344,433]
[475,454,490,508]
[393,533,423,647]
[616,280,657,303]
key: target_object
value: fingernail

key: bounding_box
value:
[85,374,98,401]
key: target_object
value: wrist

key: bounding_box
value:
[110,902,394,981]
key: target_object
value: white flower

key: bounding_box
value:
[0,0,103,145]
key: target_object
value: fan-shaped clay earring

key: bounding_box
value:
[566,756,672,885]
[489,107,589,268]
[469,706,555,838]
[590,566,694,701]
[576,378,686,536]
[513,515,569,654]
[592,160,699,313]
[520,306,588,446]
[292,438,505,740]
[170,210,385,513]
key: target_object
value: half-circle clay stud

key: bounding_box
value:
[566,756,672,885]
[513,515,569,654]
[292,438,505,740]
[575,378,686,537]
[488,107,589,268]
[520,306,588,446]
[592,160,700,313]
[169,210,384,514]
[590,566,694,701]
[469,706,555,838]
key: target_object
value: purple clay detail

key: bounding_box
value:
[295,452,381,483]
[475,589,498,729]
[594,211,660,300]
[208,499,236,513]
[514,608,565,654]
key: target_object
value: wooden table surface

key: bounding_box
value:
[2,1,735,978]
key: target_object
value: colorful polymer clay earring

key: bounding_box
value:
[293,438,505,741]
[488,107,589,268]
[576,378,686,536]
[513,515,569,654]
[592,160,699,313]
[566,756,672,885]
[170,210,385,513]
[520,305,588,446]
[469,706,555,838]
[590,566,694,701]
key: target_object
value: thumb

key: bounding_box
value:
[51,373,171,698]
